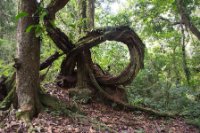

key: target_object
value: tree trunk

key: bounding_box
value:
[76,0,93,90]
[16,0,41,121]
[87,0,95,30]
[0,31,3,38]
[67,0,94,103]
[76,53,89,89]
[172,46,180,87]
[180,24,190,85]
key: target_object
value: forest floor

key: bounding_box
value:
[0,84,199,133]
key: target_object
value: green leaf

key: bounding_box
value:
[15,11,29,20]
[40,11,48,20]
[35,25,43,38]
[25,25,35,33]
[69,23,76,29]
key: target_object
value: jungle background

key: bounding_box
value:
[0,0,200,132]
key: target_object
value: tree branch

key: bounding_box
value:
[44,0,75,53]
[46,0,70,20]
[40,52,63,70]
[62,26,145,86]
[177,0,200,41]
[158,16,184,25]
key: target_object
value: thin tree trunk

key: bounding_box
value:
[180,24,190,85]
[0,31,3,38]
[16,0,41,121]
[77,0,87,32]
[76,0,91,90]
[172,46,180,86]
[87,0,95,30]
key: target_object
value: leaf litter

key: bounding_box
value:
[0,83,199,133]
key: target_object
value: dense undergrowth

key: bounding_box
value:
[126,50,200,127]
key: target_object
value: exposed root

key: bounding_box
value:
[38,87,80,115]
[0,73,16,110]
[86,60,176,118]
[0,52,65,110]
[0,87,16,110]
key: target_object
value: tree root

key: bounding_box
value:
[0,87,82,123]
[38,87,118,132]
[0,52,65,111]
[0,86,116,131]
[38,89,79,115]
[86,61,176,118]
[0,87,16,110]
[0,73,16,110]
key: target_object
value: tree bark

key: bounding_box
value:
[46,0,70,20]
[67,0,93,103]
[172,46,180,86]
[44,0,74,53]
[180,24,190,85]
[87,0,95,30]
[76,0,93,90]
[16,0,41,121]
[40,52,63,70]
